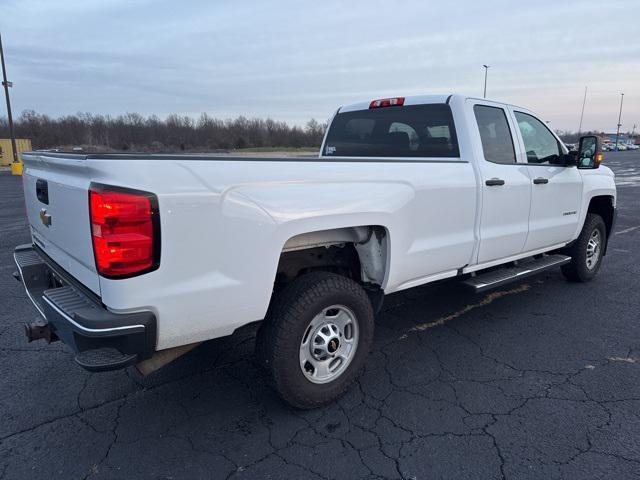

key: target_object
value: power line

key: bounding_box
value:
[578,86,587,135]
[0,33,18,164]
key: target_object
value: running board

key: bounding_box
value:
[461,254,571,293]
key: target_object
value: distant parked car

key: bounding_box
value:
[617,144,627,151]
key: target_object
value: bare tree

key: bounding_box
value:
[0,111,327,152]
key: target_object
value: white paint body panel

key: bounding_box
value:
[464,98,533,263]
[506,104,584,253]
[20,94,617,350]
[22,158,101,294]
[524,165,582,251]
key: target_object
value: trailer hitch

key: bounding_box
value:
[24,321,58,344]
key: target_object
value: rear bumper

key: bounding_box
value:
[13,244,156,371]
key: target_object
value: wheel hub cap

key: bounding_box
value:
[586,229,601,270]
[299,305,359,384]
[310,323,341,360]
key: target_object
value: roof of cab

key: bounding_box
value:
[338,93,523,114]
[339,94,452,113]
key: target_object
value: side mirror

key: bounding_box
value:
[577,135,602,169]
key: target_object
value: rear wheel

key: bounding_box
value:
[561,213,607,282]
[256,271,374,409]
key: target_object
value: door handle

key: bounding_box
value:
[485,178,505,186]
[533,177,549,184]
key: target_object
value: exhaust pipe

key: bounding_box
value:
[136,342,201,376]
[24,321,58,343]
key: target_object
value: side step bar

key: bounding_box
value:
[462,254,571,293]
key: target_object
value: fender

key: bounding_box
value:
[573,166,616,241]
[224,181,413,291]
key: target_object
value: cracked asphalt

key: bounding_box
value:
[1,152,640,480]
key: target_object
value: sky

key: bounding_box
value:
[1,0,639,132]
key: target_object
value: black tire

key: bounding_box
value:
[561,213,607,282]
[256,271,374,409]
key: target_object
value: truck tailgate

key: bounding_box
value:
[22,153,100,295]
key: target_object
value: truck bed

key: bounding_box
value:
[21,149,477,349]
[29,151,437,163]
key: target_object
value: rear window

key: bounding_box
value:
[323,104,459,158]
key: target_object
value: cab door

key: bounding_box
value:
[469,100,532,263]
[509,109,583,251]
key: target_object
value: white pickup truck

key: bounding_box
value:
[14,94,616,408]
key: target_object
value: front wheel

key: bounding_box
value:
[561,213,607,282]
[256,272,374,409]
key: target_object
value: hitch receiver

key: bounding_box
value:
[24,321,59,344]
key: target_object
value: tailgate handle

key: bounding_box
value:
[36,179,49,204]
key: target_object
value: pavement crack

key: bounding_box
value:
[81,398,125,480]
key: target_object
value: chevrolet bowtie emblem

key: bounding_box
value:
[39,208,52,227]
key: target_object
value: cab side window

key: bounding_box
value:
[473,105,516,164]
[514,112,561,164]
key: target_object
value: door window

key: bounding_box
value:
[514,112,561,164]
[473,105,516,164]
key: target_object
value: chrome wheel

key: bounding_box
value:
[299,305,359,384]
[585,229,601,270]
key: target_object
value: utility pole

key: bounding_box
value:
[614,93,624,151]
[0,33,18,164]
[482,65,490,98]
[578,86,587,135]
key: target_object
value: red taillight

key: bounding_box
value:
[89,184,160,279]
[369,97,405,109]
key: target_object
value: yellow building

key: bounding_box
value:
[0,138,32,166]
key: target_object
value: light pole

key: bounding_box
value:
[578,86,587,135]
[0,33,18,164]
[615,93,624,151]
[482,65,490,98]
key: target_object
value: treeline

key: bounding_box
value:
[0,111,327,152]
[2,111,632,152]
[555,130,604,143]
[555,130,638,143]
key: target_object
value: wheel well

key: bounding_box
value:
[275,226,388,292]
[587,196,614,238]
[275,244,362,289]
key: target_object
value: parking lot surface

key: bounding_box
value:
[1,152,639,480]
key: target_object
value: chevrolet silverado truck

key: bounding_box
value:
[14,94,616,409]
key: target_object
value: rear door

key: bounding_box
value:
[469,100,532,263]
[22,154,100,294]
[509,110,583,251]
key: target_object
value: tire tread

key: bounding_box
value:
[257,271,374,409]
[561,213,606,282]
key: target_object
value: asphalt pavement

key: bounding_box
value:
[1,152,639,479]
